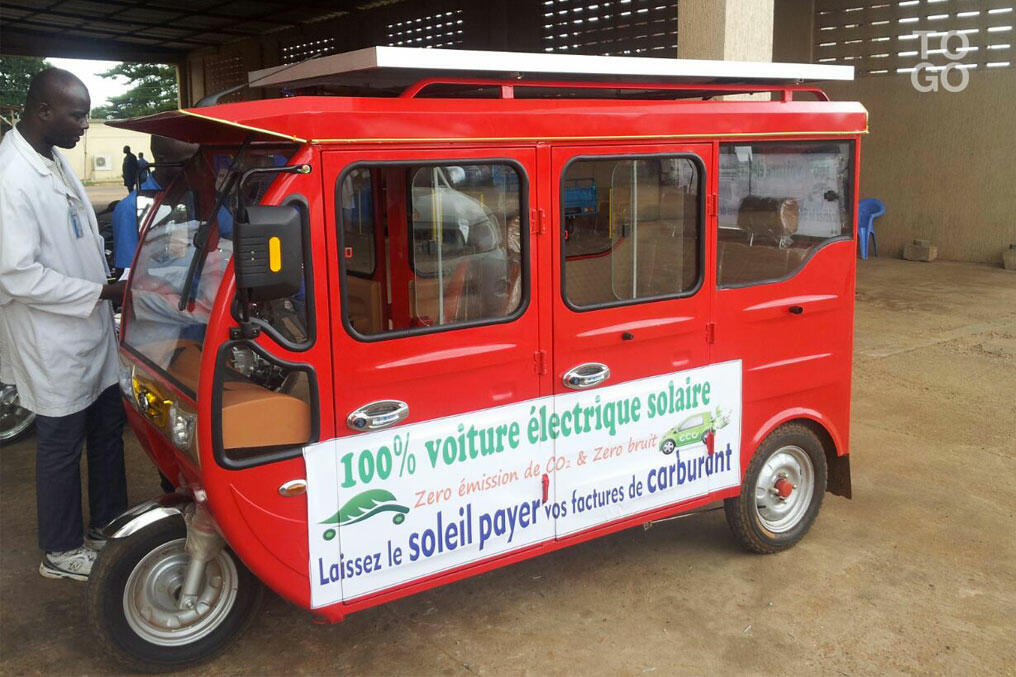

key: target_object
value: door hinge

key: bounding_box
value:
[534,349,548,375]
[705,321,716,344]
[530,208,547,235]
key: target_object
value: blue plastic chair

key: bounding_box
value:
[857,198,884,259]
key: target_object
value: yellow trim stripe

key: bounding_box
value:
[310,128,868,144]
[177,108,308,143]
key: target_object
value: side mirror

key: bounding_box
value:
[234,205,303,302]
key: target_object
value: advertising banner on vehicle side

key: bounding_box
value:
[304,360,742,607]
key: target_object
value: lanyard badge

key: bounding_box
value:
[67,195,83,238]
[69,209,83,238]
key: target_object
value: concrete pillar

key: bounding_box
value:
[677,0,774,62]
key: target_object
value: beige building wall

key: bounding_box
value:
[823,70,1016,265]
[773,0,1015,265]
[61,121,152,185]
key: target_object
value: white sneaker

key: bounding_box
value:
[39,546,97,581]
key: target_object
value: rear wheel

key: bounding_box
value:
[87,518,262,672]
[660,439,676,454]
[724,423,827,553]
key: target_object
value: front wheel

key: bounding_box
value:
[724,423,827,554]
[87,518,263,672]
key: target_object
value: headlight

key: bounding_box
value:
[168,402,196,452]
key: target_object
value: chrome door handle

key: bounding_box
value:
[347,400,409,431]
[562,363,611,390]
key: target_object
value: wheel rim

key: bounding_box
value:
[662,440,675,453]
[123,538,239,647]
[0,386,35,442]
[753,445,815,533]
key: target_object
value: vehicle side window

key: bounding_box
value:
[213,342,317,468]
[717,141,853,287]
[214,147,310,348]
[125,188,229,395]
[339,162,525,337]
[562,156,701,308]
[341,167,376,276]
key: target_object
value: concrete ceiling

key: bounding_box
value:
[0,0,383,62]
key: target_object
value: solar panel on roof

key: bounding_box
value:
[249,45,854,91]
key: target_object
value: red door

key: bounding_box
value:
[309,147,554,605]
[547,144,726,537]
[711,139,857,472]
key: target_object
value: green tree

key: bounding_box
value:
[91,63,178,119]
[0,55,51,107]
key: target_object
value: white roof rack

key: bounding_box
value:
[249,46,853,92]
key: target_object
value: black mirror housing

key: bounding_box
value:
[234,205,303,302]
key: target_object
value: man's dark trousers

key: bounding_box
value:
[34,385,127,552]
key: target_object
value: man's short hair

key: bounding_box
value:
[24,68,86,111]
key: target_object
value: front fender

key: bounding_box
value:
[102,493,193,540]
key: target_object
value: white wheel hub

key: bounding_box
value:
[123,538,238,646]
[753,445,815,533]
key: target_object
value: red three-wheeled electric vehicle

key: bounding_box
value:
[90,47,863,671]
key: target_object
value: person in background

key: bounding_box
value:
[136,151,150,185]
[0,68,127,581]
[112,135,198,272]
[121,145,138,192]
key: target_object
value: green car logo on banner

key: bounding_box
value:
[320,489,410,541]
[659,407,731,455]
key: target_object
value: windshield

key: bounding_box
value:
[123,145,297,395]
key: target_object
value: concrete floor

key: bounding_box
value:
[1,258,1014,674]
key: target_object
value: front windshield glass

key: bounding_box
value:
[123,145,297,395]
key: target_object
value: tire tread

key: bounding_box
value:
[86,518,263,673]
[724,422,827,554]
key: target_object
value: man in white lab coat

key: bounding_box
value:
[0,69,128,581]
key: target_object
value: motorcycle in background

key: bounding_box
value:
[0,376,35,444]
